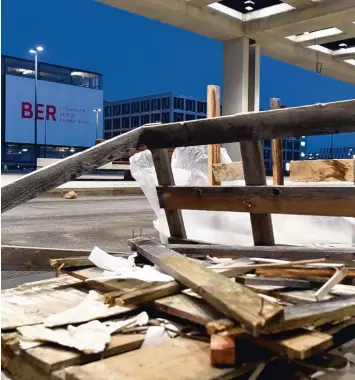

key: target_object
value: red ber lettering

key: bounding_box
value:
[46,105,56,121]
[36,104,45,120]
[22,102,33,118]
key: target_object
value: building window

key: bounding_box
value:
[186,99,195,112]
[141,114,150,125]
[197,101,207,114]
[173,97,184,110]
[151,113,161,123]
[122,117,130,128]
[141,100,150,112]
[185,114,195,121]
[131,116,140,128]
[151,99,161,111]
[173,112,184,122]
[104,119,112,130]
[162,97,170,109]
[286,151,293,160]
[112,131,120,137]
[294,141,300,151]
[113,105,121,116]
[197,115,205,119]
[161,112,170,124]
[287,141,293,150]
[104,106,112,117]
[104,132,112,139]
[263,140,271,148]
[294,151,300,160]
[122,103,130,115]
[113,118,121,129]
[132,102,140,114]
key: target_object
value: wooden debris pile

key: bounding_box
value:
[2,239,355,380]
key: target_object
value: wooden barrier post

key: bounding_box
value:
[270,98,284,185]
[207,85,221,186]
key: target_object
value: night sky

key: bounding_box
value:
[3,0,355,111]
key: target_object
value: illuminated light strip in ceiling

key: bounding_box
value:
[344,59,355,66]
[307,44,332,54]
[333,46,355,56]
[285,27,343,43]
[207,2,294,22]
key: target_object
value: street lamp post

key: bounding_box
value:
[29,46,44,170]
[93,108,102,141]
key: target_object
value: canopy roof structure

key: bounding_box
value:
[97,0,355,84]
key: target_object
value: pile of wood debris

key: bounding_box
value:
[2,238,355,380]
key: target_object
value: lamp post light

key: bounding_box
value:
[93,108,102,141]
[29,46,44,169]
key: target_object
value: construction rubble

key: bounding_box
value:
[2,238,355,380]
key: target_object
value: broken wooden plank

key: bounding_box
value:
[270,98,284,186]
[290,159,355,182]
[22,333,146,374]
[212,162,244,182]
[240,139,275,246]
[263,296,355,334]
[235,276,311,289]
[1,245,128,271]
[136,243,283,335]
[2,128,143,213]
[315,268,348,301]
[157,186,355,217]
[143,99,355,149]
[256,267,355,280]
[66,337,256,380]
[207,85,221,186]
[167,244,355,263]
[151,148,186,239]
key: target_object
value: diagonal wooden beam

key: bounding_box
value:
[1,127,144,213]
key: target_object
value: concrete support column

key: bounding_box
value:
[222,38,261,161]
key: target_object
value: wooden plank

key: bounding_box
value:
[212,162,244,182]
[136,243,284,335]
[1,245,128,271]
[152,294,333,360]
[207,85,221,186]
[290,159,355,182]
[142,99,355,149]
[270,98,284,185]
[210,335,236,366]
[157,185,355,217]
[257,267,355,280]
[263,296,355,334]
[153,293,224,325]
[151,148,186,238]
[67,337,256,380]
[168,244,355,263]
[235,276,311,289]
[22,333,146,374]
[240,140,275,245]
[2,128,143,213]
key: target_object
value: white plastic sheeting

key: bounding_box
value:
[130,146,355,247]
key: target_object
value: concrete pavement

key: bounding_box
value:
[1,196,158,288]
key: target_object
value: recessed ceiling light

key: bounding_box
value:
[244,0,255,4]
[339,43,347,47]
[245,6,254,11]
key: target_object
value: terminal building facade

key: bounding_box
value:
[104,94,301,176]
[1,55,103,172]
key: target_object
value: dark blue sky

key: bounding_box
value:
[3,0,355,109]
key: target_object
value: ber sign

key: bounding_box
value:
[5,75,103,147]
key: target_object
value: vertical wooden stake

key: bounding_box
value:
[207,85,221,185]
[270,98,284,185]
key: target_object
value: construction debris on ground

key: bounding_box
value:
[2,237,355,380]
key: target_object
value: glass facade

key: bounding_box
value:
[3,56,102,90]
